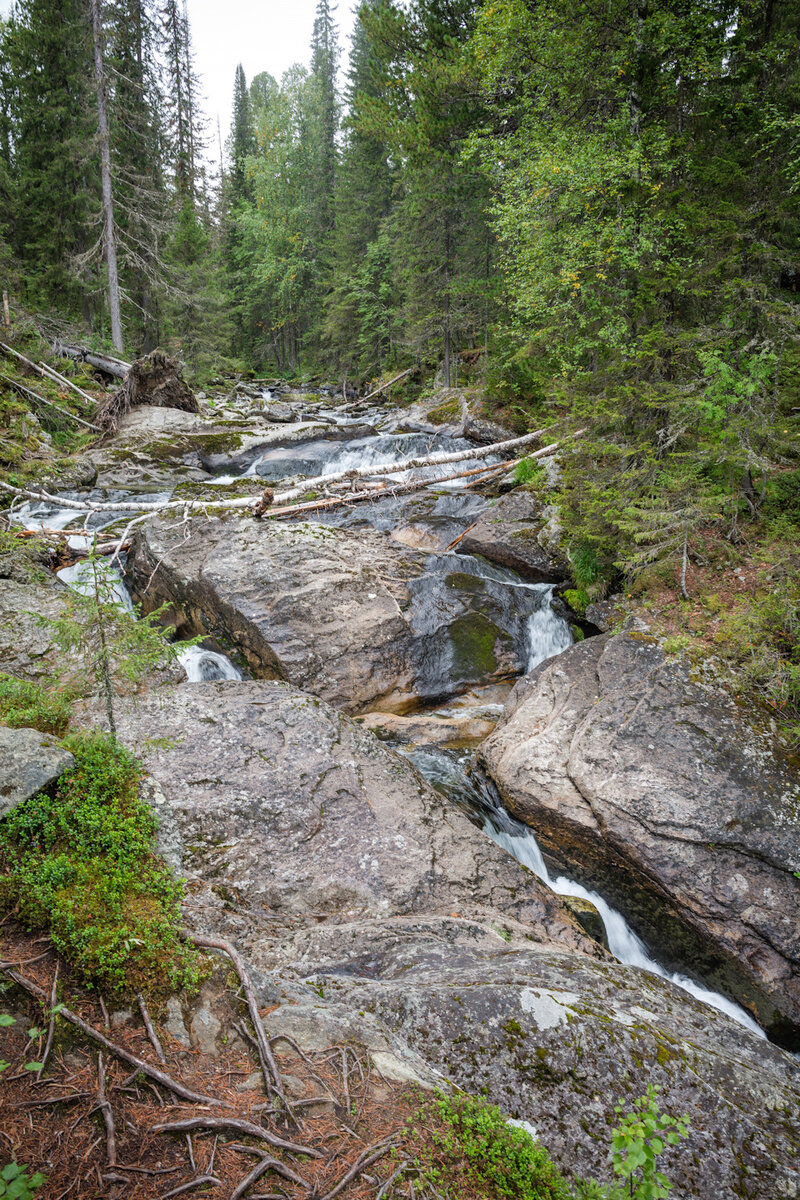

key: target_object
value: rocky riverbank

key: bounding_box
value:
[2,382,800,1199]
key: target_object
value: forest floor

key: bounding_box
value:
[0,922,505,1200]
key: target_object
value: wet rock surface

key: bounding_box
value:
[112,681,597,957]
[479,633,800,1046]
[127,514,551,712]
[311,935,800,1200]
[458,491,567,582]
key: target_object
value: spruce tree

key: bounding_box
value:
[5,0,98,316]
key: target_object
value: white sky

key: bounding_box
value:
[0,0,356,148]
[188,0,356,144]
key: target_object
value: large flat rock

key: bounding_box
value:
[479,633,800,1046]
[309,932,800,1200]
[114,681,597,957]
[127,515,549,712]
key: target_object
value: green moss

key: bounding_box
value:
[428,398,461,425]
[445,571,486,594]
[409,1089,572,1200]
[0,731,201,999]
[449,612,503,677]
[0,674,73,736]
[564,587,589,616]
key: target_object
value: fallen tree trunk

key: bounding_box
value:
[0,431,582,531]
[53,340,131,379]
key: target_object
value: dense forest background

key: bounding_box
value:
[2,0,800,609]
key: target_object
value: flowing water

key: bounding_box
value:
[405,744,765,1039]
[13,399,773,1039]
[13,492,240,684]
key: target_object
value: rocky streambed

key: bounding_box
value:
[6,388,800,1198]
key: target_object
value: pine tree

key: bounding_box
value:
[309,0,340,241]
[358,0,492,383]
[230,64,256,201]
[89,0,124,351]
[323,0,398,377]
[5,0,98,316]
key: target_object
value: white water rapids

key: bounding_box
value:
[16,498,241,684]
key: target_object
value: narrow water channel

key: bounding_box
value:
[12,396,768,1040]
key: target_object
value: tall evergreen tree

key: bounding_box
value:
[323,0,398,376]
[5,0,97,315]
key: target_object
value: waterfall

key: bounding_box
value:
[406,745,765,1040]
[178,645,242,681]
[526,588,573,671]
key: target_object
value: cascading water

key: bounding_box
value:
[14,494,240,683]
[406,743,764,1038]
[178,645,242,681]
[526,588,573,671]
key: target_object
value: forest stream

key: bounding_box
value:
[14,391,768,1040]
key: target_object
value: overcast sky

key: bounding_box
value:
[0,0,356,150]
[188,0,356,144]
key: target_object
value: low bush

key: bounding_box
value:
[0,731,200,998]
[0,674,72,736]
[409,1091,571,1199]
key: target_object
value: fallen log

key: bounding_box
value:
[0,431,582,527]
[53,340,131,380]
[0,371,101,431]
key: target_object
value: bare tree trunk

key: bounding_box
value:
[90,0,124,354]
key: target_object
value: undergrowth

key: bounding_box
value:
[0,674,73,736]
[0,731,200,998]
[408,1091,571,1199]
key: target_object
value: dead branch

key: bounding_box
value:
[1,965,224,1107]
[357,366,418,406]
[227,1145,310,1199]
[376,1160,411,1199]
[35,961,59,1080]
[37,360,99,409]
[95,1052,117,1166]
[151,1116,322,1159]
[138,993,167,1064]
[263,458,517,520]
[318,1139,399,1200]
[270,427,551,506]
[180,931,291,1114]
[160,1175,222,1199]
[0,369,101,431]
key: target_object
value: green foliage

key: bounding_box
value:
[0,674,72,736]
[610,1085,689,1200]
[715,575,800,736]
[410,1091,571,1199]
[37,546,190,734]
[0,731,200,998]
[765,470,800,523]
[0,1163,45,1199]
[513,457,545,486]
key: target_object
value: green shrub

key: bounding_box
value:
[0,731,200,998]
[410,1091,571,1199]
[514,456,546,486]
[564,587,590,616]
[0,675,72,736]
[0,1162,46,1199]
[764,469,800,523]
